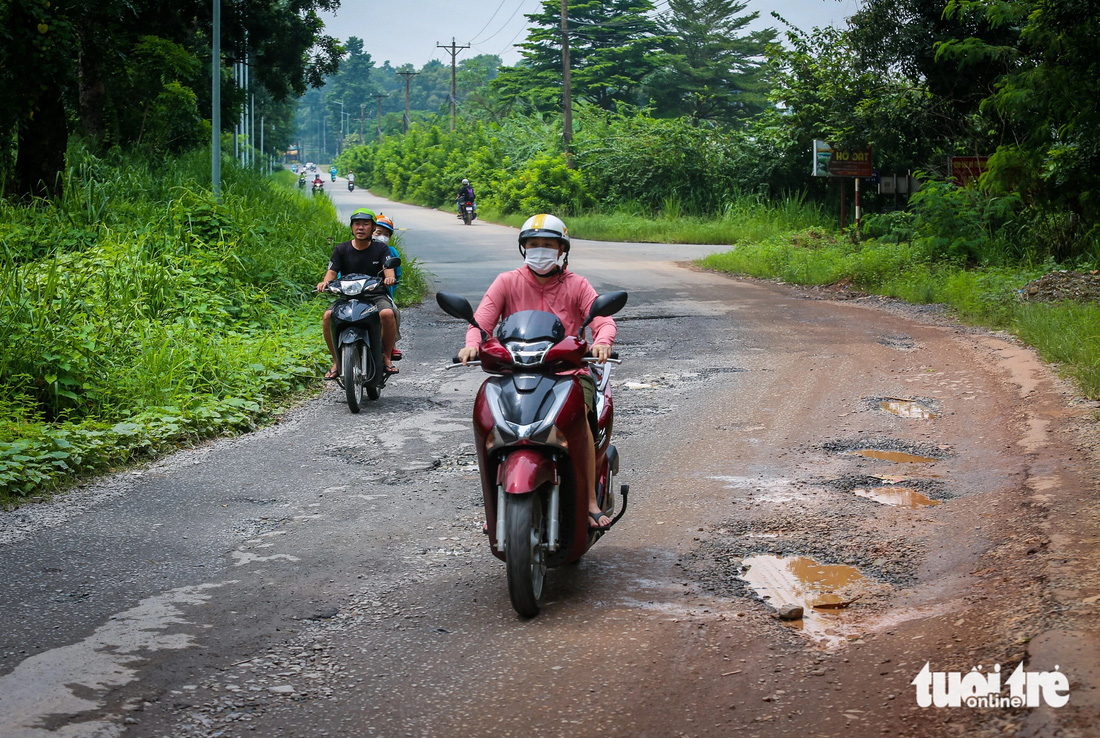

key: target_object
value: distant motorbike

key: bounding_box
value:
[312,180,325,195]
[298,176,306,189]
[437,290,630,617]
[348,180,355,192]
[325,259,401,413]
[331,172,337,182]
[458,199,476,225]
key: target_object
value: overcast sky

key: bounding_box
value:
[319,0,862,69]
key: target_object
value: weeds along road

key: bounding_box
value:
[1,181,1098,738]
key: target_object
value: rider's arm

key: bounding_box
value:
[316,268,337,293]
[383,267,396,286]
[460,274,508,363]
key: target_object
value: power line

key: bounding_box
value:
[469,0,510,43]
[472,0,533,46]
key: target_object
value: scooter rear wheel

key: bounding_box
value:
[505,493,546,618]
[343,343,364,413]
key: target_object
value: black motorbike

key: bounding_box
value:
[458,199,476,225]
[298,175,306,189]
[348,180,355,192]
[325,258,401,413]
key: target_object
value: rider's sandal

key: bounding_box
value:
[324,369,339,380]
[588,512,612,531]
[383,365,400,376]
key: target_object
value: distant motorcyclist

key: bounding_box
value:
[347,170,355,185]
[456,178,476,218]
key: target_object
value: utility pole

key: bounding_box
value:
[336,100,344,154]
[371,92,389,140]
[436,38,469,131]
[360,103,365,145]
[211,0,221,202]
[395,70,420,133]
[560,0,573,163]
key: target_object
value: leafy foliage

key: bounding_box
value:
[492,0,663,111]
[644,0,776,124]
[0,0,342,197]
[0,145,425,499]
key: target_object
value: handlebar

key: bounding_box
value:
[445,355,621,369]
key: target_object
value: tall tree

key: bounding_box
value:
[0,0,342,198]
[492,0,663,111]
[645,0,776,123]
[937,0,1100,222]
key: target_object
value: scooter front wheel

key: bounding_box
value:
[343,343,364,413]
[505,493,546,618]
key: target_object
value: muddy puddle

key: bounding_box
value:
[878,399,936,419]
[845,449,938,463]
[740,554,870,645]
[853,486,939,508]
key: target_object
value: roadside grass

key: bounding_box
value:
[340,185,1100,399]
[702,234,1100,399]
[476,193,827,245]
[0,147,427,503]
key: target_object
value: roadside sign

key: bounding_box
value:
[949,156,989,186]
[813,140,873,178]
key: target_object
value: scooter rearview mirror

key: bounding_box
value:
[436,291,477,324]
[383,255,401,269]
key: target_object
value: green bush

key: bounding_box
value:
[908,181,1022,265]
[0,145,426,501]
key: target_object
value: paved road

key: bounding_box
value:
[1,182,1097,738]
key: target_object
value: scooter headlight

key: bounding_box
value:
[341,279,366,296]
[505,339,553,367]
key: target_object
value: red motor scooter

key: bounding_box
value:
[437,290,630,617]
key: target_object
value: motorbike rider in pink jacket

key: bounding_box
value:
[458,214,616,530]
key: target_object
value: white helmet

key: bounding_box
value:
[519,213,570,251]
[461,178,469,185]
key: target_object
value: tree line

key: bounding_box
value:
[316,0,1099,260]
[0,0,342,198]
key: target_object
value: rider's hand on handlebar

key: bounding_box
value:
[457,346,479,365]
[316,280,329,293]
[591,343,613,364]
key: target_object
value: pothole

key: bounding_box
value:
[867,396,938,419]
[823,438,949,464]
[846,449,938,463]
[739,554,874,645]
[824,474,953,507]
[680,367,748,382]
[853,486,939,508]
[877,334,918,351]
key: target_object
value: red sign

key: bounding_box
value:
[949,156,989,186]
[828,147,873,177]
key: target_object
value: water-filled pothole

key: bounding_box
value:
[739,554,871,644]
[878,399,936,419]
[852,486,940,508]
[823,438,947,464]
